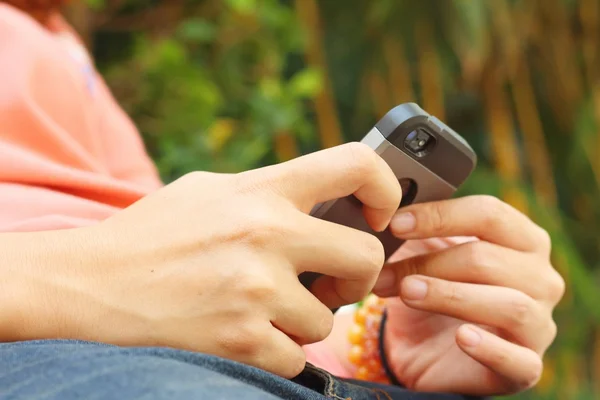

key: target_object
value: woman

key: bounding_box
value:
[0,2,564,399]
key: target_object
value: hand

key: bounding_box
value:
[38,143,400,379]
[373,196,564,396]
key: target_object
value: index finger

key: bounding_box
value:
[259,142,402,232]
[390,195,551,254]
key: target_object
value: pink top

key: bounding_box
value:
[0,4,162,232]
[0,4,347,375]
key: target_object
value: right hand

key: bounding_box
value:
[56,143,401,378]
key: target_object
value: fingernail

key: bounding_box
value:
[458,326,482,347]
[400,277,428,300]
[373,269,396,293]
[391,213,416,235]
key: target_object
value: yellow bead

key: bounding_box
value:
[366,298,385,314]
[364,295,380,309]
[348,324,366,345]
[363,338,378,356]
[356,365,370,380]
[365,317,381,337]
[366,358,381,371]
[348,345,364,365]
[354,307,367,325]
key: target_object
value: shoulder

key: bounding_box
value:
[0,5,88,104]
[0,4,59,75]
[0,4,47,38]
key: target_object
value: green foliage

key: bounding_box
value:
[101,0,314,180]
[84,0,105,10]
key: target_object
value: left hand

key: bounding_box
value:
[372,195,565,396]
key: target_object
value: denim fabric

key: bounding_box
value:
[0,340,483,400]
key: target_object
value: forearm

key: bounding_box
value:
[0,227,102,342]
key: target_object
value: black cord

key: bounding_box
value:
[378,309,403,387]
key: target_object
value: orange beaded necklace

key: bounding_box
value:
[347,295,390,383]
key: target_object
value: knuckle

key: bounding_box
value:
[522,358,543,390]
[536,227,552,253]
[237,272,278,304]
[218,322,265,357]
[398,256,422,280]
[462,242,494,279]
[506,358,542,393]
[302,303,335,343]
[440,282,464,305]
[360,234,386,275]
[343,142,379,180]
[477,194,506,211]
[232,208,286,248]
[474,195,506,227]
[425,201,447,234]
[548,320,558,342]
[284,348,307,378]
[314,308,335,342]
[546,270,566,302]
[506,292,536,329]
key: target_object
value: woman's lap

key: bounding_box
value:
[0,340,477,400]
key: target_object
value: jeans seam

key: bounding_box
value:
[304,364,393,400]
[304,364,345,399]
[373,388,393,400]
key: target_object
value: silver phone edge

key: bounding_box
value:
[309,127,457,218]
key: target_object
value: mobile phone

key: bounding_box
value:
[300,102,477,290]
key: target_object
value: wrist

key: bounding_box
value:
[0,226,108,342]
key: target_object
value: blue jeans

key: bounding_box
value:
[0,340,483,400]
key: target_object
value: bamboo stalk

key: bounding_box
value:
[274,132,299,162]
[510,61,558,207]
[578,0,600,189]
[447,0,490,92]
[533,0,583,132]
[593,329,600,395]
[559,351,585,399]
[535,355,556,394]
[482,2,528,212]
[491,0,558,206]
[382,37,415,106]
[579,0,599,87]
[482,65,529,214]
[294,0,343,149]
[368,70,392,120]
[351,65,373,134]
[414,21,445,121]
[64,2,94,49]
[487,0,519,80]
[548,0,583,104]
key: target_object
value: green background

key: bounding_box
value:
[66,0,600,398]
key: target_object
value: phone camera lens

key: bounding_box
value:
[404,129,435,157]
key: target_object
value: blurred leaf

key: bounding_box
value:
[289,68,322,98]
[84,0,105,11]
[225,0,257,15]
[177,19,216,43]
